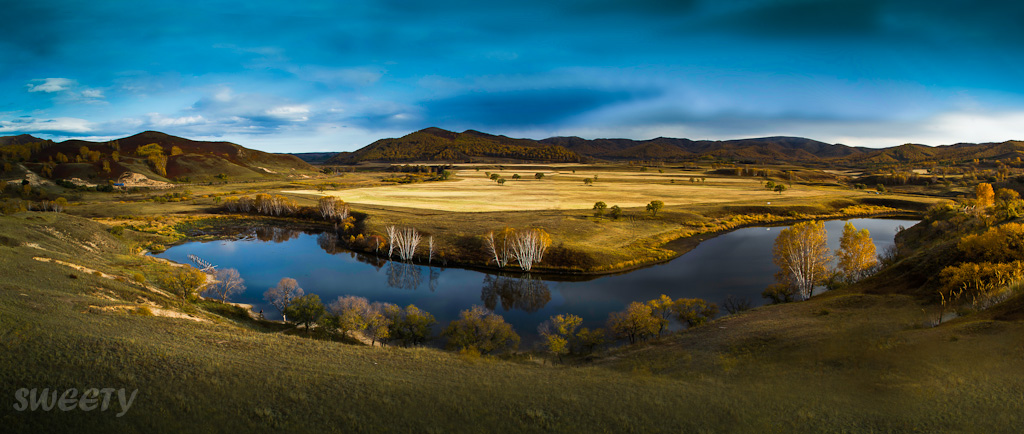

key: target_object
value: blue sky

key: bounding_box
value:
[2,0,1024,152]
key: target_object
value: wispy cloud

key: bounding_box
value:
[26,78,75,93]
[0,117,94,134]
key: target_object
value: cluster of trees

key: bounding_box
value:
[606,295,718,344]
[765,221,878,303]
[317,197,350,221]
[763,180,787,194]
[485,172,507,185]
[483,227,552,271]
[591,201,663,219]
[0,182,71,214]
[259,275,722,359]
[385,225,424,261]
[593,201,623,219]
[937,184,1024,310]
[222,194,298,216]
[136,143,168,177]
[0,141,53,162]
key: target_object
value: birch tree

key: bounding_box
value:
[385,225,398,258]
[393,227,421,261]
[317,196,349,221]
[772,220,830,300]
[484,227,515,267]
[835,222,877,282]
[510,228,551,271]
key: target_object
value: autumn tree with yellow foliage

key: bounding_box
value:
[976,182,995,208]
[538,313,582,361]
[836,222,878,283]
[772,220,830,301]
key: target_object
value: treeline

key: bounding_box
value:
[163,260,723,359]
[0,181,69,215]
[221,195,355,228]
[255,275,722,359]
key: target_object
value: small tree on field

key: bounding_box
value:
[576,327,607,354]
[593,201,607,217]
[442,305,520,354]
[765,180,775,190]
[512,174,521,181]
[671,298,718,328]
[646,200,664,217]
[284,294,326,330]
[204,268,246,302]
[774,184,786,194]
[609,205,622,219]
[497,177,506,186]
[382,304,436,346]
[646,294,674,336]
[490,173,500,181]
[583,178,593,186]
[534,173,544,180]
[607,301,660,344]
[326,295,371,338]
[538,313,583,361]
[264,278,304,322]
[160,266,207,302]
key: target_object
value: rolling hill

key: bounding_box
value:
[323,127,1024,166]
[325,127,583,164]
[0,131,316,184]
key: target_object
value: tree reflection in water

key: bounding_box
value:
[317,232,342,254]
[386,261,422,290]
[480,274,551,313]
[429,267,441,292]
[253,226,303,243]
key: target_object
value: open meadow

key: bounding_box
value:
[286,168,837,212]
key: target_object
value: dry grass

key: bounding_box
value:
[4,212,1024,432]
[286,169,848,212]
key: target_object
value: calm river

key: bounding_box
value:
[156,218,917,344]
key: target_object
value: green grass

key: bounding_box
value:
[3,212,1024,432]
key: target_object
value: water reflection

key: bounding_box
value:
[253,226,302,243]
[481,274,552,313]
[157,218,917,342]
[429,267,442,292]
[386,261,422,290]
[317,232,342,254]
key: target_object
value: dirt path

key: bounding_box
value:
[33,256,174,298]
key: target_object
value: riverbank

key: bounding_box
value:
[135,206,925,284]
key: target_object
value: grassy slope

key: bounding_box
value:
[3,212,1024,433]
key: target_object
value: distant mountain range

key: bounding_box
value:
[321,127,1024,165]
[0,131,314,182]
[6,129,1024,183]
